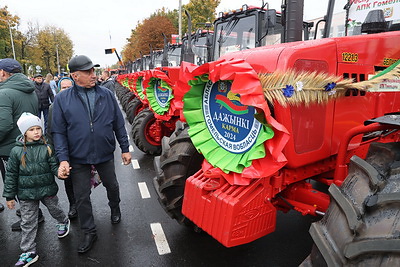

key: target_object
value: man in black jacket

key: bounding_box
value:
[34,74,54,134]
[52,55,131,253]
[100,70,115,93]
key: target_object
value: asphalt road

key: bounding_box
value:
[0,102,315,267]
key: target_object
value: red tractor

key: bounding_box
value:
[128,11,214,155]
[125,6,296,155]
[153,0,400,265]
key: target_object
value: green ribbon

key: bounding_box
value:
[183,75,275,174]
[146,78,174,115]
[136,76,146,100]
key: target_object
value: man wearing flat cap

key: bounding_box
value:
[51,55,132,253]
[33,73,54,135]
[0,58,39,214]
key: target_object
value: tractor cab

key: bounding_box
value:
[212,4,311,60]
[166,43,182,67]
[153,50,164,68]
[180,29,213,66]
[189,29,213,66]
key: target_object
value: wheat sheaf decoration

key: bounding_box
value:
[349,60,400,91]
[259,70,352,107]
[259,61,400,107]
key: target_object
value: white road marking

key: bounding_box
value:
[150,223,171,255]
[131,159,140,169]
[129,145,134,152]
[138,182,151,199]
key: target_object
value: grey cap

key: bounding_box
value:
[0,58,22,73]
[68,55,100,73]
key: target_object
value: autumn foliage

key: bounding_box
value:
[123,15,176,62]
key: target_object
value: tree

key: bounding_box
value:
[17,21,40,74]
[122,14,176,62]
[0,6,21,59]
[182,0,220,34]
[31,26,73,74]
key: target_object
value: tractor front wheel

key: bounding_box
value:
[302,142,400,266]
[131,108,161,155]
[153,121,204,225]
[126,98,144,124]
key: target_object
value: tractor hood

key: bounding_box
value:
[218,37,339,75]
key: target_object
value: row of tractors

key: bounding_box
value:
[115,1,400,266]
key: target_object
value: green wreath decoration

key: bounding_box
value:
[183,74,274,174]
[136,76,146,100]
[146,78,174,115]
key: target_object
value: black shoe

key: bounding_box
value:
[111,206,121,224]
[16,208,21,217]
[68,204,78,219]
[0,203,4,212]
[77,233,97,253]
[11,213,45,231]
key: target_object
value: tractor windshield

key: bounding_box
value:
[213,12,284,60]
[168,45,181,66]
[142,56,150,70]
[154,51,163,68]
[192,35,209,65]
[214,15,257,59]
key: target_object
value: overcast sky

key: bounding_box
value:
[2,0,346,68]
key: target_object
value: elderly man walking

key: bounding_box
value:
[51,55,131,253]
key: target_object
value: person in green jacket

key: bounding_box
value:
[3,112,70,267]
[0,58,38,215]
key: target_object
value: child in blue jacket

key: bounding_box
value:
[3,112,70,267]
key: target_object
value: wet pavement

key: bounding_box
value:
[0,104,315,267]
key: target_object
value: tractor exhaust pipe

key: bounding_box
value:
[182,9,195,63]
[161,33,169,67]
[283,0,304,43]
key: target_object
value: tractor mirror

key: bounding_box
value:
[266,9,277,28]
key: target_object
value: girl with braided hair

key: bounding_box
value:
[2,112,69,267]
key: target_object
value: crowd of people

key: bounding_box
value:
[0,56,130,267]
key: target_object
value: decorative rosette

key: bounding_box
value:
[145,70,174,116]
[181,59,290,184]
[135,71,147,102]
[116,74,126,84]
[120,75,130,88]
[127,73,137,93]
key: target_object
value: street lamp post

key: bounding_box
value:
[56,44,61,75]
[179,0,182,43]
[2,12,16,60]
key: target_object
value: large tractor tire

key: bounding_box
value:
[114,82,127,99]
[126,98,144,124]
[131,108,162,155]
[116,85,130,102]
[121,92,135,112]
[302,142,400,266]
[153,121,204,225]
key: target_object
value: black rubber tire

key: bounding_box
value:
[131,108,161,155]
[152,121,204,225]
[114,82,126,99]
[126,98,143,124]
[121,92,134,112]
[116,85,130,101]
[306,142,400,266]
